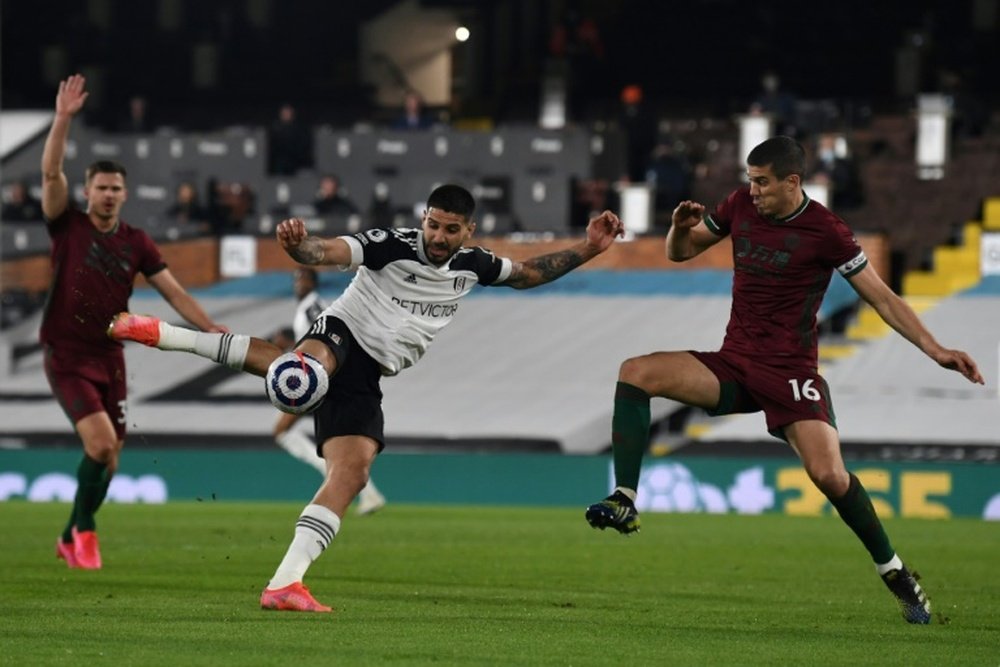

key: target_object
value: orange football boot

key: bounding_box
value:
[107,312,161,346]
[260,582,332,612]
[71,526,103,570]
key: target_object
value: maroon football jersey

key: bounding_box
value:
[40,208,166,354]
[704,188,866,366]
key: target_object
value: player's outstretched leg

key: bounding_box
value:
[585,489,640,534]
[260,582,332,613]
[880,562,932,624]
[108,312,255,372]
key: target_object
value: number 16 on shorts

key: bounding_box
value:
[787,378,821,402]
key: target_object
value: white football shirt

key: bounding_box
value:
[322,227,513,375]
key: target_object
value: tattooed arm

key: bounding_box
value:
[503,210,624,289]
[276,218,353,266]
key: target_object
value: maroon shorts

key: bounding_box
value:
[690,349,837,440]
[44,345,128,439]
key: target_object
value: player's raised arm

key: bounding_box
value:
[847,263,984,384]
[502,210,624,289]
[666,200,720,262]
[41,74,89,221]
[277,218,353,267]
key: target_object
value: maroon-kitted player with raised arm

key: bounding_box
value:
[40,74,227,570]
[585,135,983,624]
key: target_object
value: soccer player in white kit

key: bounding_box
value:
[110,184,624,611]
[272,267,386,515]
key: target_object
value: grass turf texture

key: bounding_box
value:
[2,503,997,666]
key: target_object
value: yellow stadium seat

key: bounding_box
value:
[984,198,1000,230]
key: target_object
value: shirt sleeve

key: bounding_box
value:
[341,228,410,271]
[137,230,167,277]
[340,234,365,270]
[703,189,741,237]
[827,217,868,277]
[478,249,513,286]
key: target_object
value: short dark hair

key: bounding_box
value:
[426,184,475,219]
[747,136,805,180]
[85,160,128,183]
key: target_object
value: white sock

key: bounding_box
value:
[876,553,903,575]
[614,486,637,502]
[157,323,250,371]
[268,504,341,590]
[275,430,326,476]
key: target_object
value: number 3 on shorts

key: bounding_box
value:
[787,378,821,402]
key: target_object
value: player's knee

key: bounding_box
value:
[619,357,652,389]
[808,465,849,499]
[84,440,118,466]
[265,351,329,415]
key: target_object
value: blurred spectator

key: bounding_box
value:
[207,178,255,235]
[2,181,43,221]
[571,178,616,230]
[810,133,865,211]
[368,183,395,228]
[618,84,657,183]
[548,9,609,122]
[268,103,314,175]
[391,90,434,130]
[938,67,988,141]
[313,174,358,217]
[116,95,154,133]
[645,140,693,225]
[164,182,210,233]
[749,71,798,137]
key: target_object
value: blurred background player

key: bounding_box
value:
[267,103,313,176]
[312,174,359,219]
[272,267,386,515]
[164,181,211,234]
[390,90,434,130]
[109,184,624,611]
[585,136,983,624]
[41,75,226,570]
[2,180,43,221]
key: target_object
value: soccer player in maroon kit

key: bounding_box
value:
[586,136,983,624]
[41,74,227,569]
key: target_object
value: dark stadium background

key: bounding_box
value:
[3,0,998,128]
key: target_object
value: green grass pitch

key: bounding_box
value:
[2,502,998,666]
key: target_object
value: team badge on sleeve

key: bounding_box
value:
[837,250,868,277]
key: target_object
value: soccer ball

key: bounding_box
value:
[265,351,329,415]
